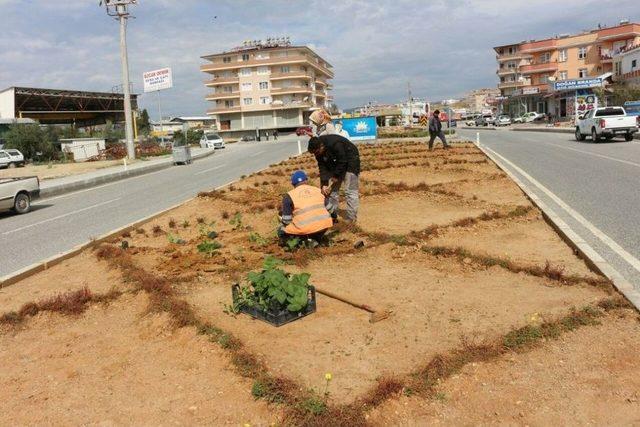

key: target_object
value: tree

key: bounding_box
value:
[327,103,340,116]
[138,109,151,135]
[172,130,186,146]
[186,128,203,145]
[4,124,57,160]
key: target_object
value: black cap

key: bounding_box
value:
[307,136,323,152]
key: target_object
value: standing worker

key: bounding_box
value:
[307,134,360,223]
[428,109,450,151]
[279,170,333,245]
[309,109,337,136]
[273,129,279,141]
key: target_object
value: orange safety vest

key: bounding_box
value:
[284,184,333,235]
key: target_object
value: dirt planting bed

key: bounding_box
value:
[1,140,639,425]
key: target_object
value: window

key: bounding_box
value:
[222,86,233,93]
[259,96,271,105]
[222,56,231,63]
[241,82,252,91]
[280,66,290,73]
[257,66,269,75]
[540,52,550,63]
[243,97,253,105]
[259,81,269,90]
[559,49,567,62]
[633,59,638,69]
[240,68,251,76]
[559,71,568,80]
[578,47,587,60]
[578,68,588,78]
[615,61,622,75]
[539,74,549,84]
[224,100,234,107]
[242,53,250,61]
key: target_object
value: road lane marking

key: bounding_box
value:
[541,142,640,169]
[249,150,266,158]
[3,198,121,235]
[484,146,640,274]
[194,164,226,176]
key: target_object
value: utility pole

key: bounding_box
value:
[407,82,413,127]
[101,0,137,160]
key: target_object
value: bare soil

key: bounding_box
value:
[1,140,638,425]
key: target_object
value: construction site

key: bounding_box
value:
[1,138,640,425]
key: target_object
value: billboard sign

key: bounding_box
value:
[143,68,173,93]
[522,87,540,95]
[553,78,602,91]
[333,116,377,141]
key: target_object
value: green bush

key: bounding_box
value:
[4,124,58,160]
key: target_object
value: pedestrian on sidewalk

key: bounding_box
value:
[308,134,360,223]
[273,129,278,141]
[428,110,450,151]
[265,131,270,141]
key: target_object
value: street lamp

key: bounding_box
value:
[100,0,136,160]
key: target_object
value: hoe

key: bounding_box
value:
[314,286,392,323]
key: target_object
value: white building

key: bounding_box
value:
[613,44,640,85]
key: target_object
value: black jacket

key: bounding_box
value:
[314,134,360,185]
[428,115,442,134]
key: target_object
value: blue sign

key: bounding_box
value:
[554,78,602,91]
[332,117,377,141]
[624,101,640,117]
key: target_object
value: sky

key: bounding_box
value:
[0,0,638,117]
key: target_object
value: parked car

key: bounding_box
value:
[239,135,255,142]
[475,114,494,127]
[199,133,225,149]
[495,114,512,126]
[522,112,545,123]
[0,176,40,214]
[0,149,25,168]
[296,126,313,136]
[575,106,638,142]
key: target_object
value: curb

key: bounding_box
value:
[39,148,217,198]
[0,151,302,290]
[511,127,573,134]
[475,140,640,311]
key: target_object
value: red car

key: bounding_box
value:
[295,126,313,136]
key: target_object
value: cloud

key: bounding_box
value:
[0,0,638,115]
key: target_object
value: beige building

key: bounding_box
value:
[464,88,500,113]
[200,40,333,138]
[494,21,640,117]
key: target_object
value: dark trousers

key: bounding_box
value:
[428,131,449,149]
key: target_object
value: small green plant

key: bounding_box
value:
[182,220,190,228]
[230,256,311,314]
[197,240,223,257]
[167,234,186,245]
[285,237,301,252]
[229,212,243,230]
[249,232,268,247]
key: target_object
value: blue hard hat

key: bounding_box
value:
[291,170,308,185]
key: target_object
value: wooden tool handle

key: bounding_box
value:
[315,287,375,313]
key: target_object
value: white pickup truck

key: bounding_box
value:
[575,106,639,142]
[0,176,40,214]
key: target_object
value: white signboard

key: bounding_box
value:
[143,68,173,93]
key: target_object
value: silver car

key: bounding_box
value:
[496,115,512,126]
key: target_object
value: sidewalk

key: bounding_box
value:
[40,147,216,198]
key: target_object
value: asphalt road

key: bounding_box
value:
[459,128,640,290]
[0,136,306,277]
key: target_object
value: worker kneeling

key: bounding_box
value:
[279,170,333,246]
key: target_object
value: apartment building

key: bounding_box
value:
[200,39,333,138]
[494,21,640,119]
[613,44,640,85]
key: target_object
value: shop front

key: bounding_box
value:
[547,77,604,123]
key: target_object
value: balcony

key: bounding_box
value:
[269,101,313,110]
[498,81,527,89]
[520,39,557,53]
[269,71,314,80]
[496,52,525,62]
[204,75,239,86]
[613,69,640,82]
[271,86,312,95]
[207,106,241,114]
[520,62,558,74]
[597,23,640,42]
[496,68,517,76]
[205,91,240,100]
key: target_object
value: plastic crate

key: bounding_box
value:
[231,284,316,327]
